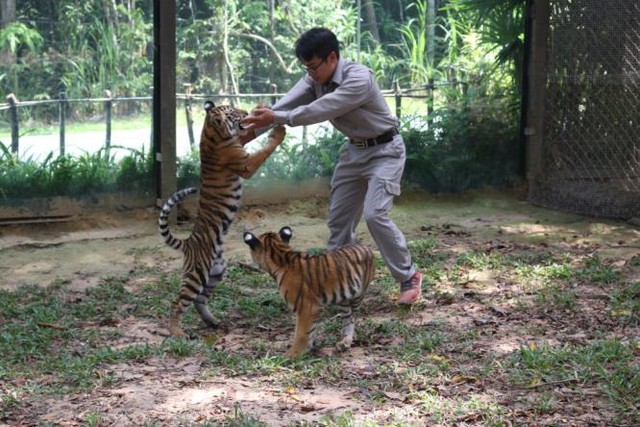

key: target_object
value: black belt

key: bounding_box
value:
[349,127,399,148]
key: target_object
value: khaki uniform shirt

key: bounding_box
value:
[272,58,398,140]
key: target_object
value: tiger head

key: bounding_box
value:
[243,226,293,269]
[202,101,248,142]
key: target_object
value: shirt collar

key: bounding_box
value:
[331,58,345,86]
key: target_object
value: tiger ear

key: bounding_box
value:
[279,226,293,243]
[204,101,215,111]
[243,231,259,249]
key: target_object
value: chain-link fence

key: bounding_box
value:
[528,0,640,220]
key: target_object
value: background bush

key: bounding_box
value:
[403,96,520,193]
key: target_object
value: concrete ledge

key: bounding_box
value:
[0,177,330,222]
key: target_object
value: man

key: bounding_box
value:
[242,27,422,304]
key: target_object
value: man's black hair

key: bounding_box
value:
[294,27,340,61]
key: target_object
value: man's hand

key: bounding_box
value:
[242,107,276,131]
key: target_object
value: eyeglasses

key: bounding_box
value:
[301,56,328,73]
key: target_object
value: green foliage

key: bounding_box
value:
[176,148,200,189]
[252,129,345,182]
[2,2,151,111]
[0,141,153,199]
[608,281,640,325]
[577,255,619,284]
[446,0,526,93]
[402,96,520,193]
[113,146,154,191]
[0,0,528,198]
[1,91,522,199]
[0,21,44,95]
[0,22,43,54]
[510,340,640,411]
[3,0,524,111]
[396,0,435,86]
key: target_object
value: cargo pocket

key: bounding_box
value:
[371,179,402,214]
[385,180,401,197]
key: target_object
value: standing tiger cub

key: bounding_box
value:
[159,101,286,337]
[243,226,375,357]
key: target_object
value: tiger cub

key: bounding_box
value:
[159,101,286,337]
[243,226,375,357]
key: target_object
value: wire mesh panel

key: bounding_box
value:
[530,0,640,219]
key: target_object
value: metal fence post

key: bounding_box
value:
[149,85,154,152]
[394,81,402,120]
[104,90,112,157]
[58,92,66,156]
[6,94,19,154]
[184,83,195,148]
[427,77,435,120]
[270,83,277,106]
[460,71,469,96]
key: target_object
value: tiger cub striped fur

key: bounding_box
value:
[243,226,375,357]
[159,101,286,337]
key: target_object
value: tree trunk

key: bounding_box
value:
[219,0,238,99]
[103,0,119,49]
[268,0,275,87]
[362,0,380,43]
[0,0,16,65]
[0,0,15,27]
[427,0,436,68]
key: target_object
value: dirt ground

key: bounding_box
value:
[1,188,639,426]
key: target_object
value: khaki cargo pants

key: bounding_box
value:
[327,135,416,283]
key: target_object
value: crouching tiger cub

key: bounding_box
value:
[159,101,286,337]
[243,226,375,357]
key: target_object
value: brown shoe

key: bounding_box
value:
[399,271,423,304]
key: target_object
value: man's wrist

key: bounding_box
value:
[273,110,290,126]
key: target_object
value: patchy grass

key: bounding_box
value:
[1,192,639,425]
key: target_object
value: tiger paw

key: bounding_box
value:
[169,326,187,338]
[284,349,300,358]
[285,347,306,358]
[269,125,286,142]
[334,338,353,353]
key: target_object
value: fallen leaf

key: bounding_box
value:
[610,309,631,318]
[450,375,478,385]
[427,354,448,362]
[203,333,219,346]
[37,322,68,330]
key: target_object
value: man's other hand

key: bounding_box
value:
[242,107,276,131]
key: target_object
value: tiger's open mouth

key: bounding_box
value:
[236,125,250,139]
[236,109,249,133]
